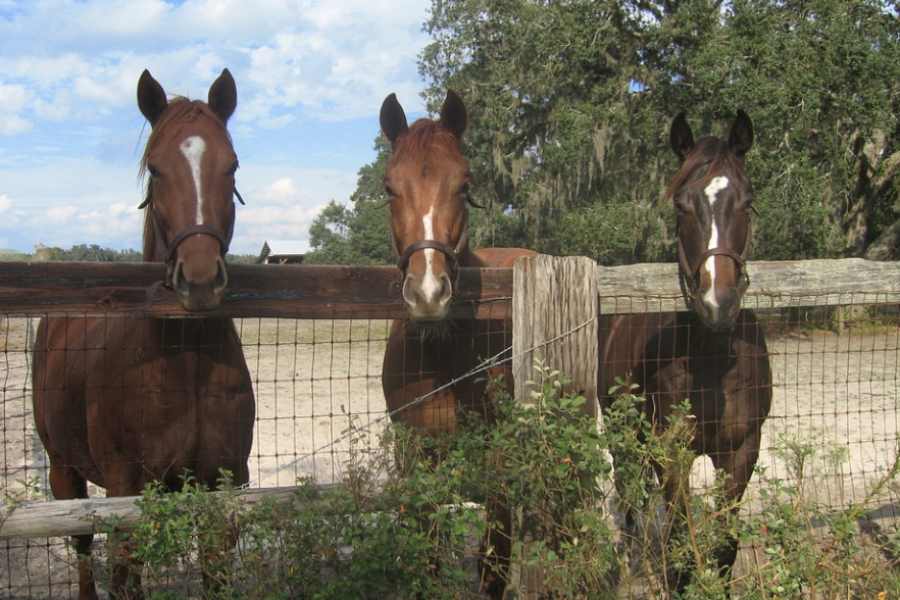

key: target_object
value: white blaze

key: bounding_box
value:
[180,136,206,224]
[420,206,440,300]
[702,176,729,308]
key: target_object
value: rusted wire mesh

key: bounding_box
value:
[1,291,899,598]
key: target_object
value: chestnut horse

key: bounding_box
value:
[32,69,255,600]
[379,90,535,598]
[599,111,772,595]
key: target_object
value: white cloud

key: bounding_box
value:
[0,194,12,214]
[33,97,70,121]
[232,204,318,255]
[70,0,172,38]
[0,0,430,128]
[0,0,430,253]
[242,204,316,227]
[0,114,30,135]
[0,79,31,133]
[46,206,78,223]
[259,178,307,203]
[78,202,143,243]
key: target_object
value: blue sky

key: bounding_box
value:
[0,0,431,255]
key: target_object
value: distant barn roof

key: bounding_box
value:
[258,240,309,264]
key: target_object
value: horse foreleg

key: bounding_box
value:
[70,532,99,600]
[105,468,146,600]
[480,500,510,600]
[47,460,99,600]
[199,515,239,595]
[710,429,762,584]
[654,457,695,597]
[107,531,143,600]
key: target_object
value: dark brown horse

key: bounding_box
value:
[599,111,772,595]
[379,90,535,598]
[32,69,255,600]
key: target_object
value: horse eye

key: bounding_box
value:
[228,161,239,176]
[384,185,397,198]
[147,164,160,178]
[459,182,472,196]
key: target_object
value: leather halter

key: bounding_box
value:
[396,238,463,284]
[677,219,752,311]
[151,212,233,264]
[139,184,241,295]
[393,210,468,284]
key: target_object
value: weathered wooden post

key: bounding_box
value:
[507,254,599,599]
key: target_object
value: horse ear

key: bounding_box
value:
[137,70,168,126]
[208,68,237,124]
[728,109,754,158]
[380,93,409,147]
[440,89,468,140]
[669,112,694,161]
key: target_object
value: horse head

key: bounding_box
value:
[380,90,476,326]
[138,69,240,311]
[669,110,755,331]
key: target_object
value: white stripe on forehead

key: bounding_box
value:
[180,136,206,225]
[702,176,730,308]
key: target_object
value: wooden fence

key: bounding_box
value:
[2,256,900,534]
[2,257,898,319]
[2,256,900,598]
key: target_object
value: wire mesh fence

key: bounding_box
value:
[1,288,899,597]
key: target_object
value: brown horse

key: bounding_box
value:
[379,90,535,598]
[32,69,255,600]
[599,111,772,595]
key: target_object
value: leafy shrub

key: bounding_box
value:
[94,364,900,599]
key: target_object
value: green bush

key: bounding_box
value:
[89,363,900,599]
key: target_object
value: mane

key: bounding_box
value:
[391,118,463,167]
[140,97,233,261]
[666,137,748,199]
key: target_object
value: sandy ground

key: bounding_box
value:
[1,316,898,598]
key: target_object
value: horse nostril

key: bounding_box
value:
[214,257,228,295]
[439,273,452,303]
[172,259,190,295]
[402,275,417,305]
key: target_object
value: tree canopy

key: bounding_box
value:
[308,0,900,265]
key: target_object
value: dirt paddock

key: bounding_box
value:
[1,315,898,598]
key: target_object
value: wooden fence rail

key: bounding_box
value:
[1,258,899,319]
[0,487,331,540]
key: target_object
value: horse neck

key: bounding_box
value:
[467,246,537,268]
[457,245,480,267]
[158,316,237,342]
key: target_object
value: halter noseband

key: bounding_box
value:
[396,239,462,283]
[140,184,243,292]
[677,220,752,311]
[392,200,470,284]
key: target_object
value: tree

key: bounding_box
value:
[304,137,394,266]
[726,0,900,259]
[418,0,676,261]
[31,243,141,262]
[411,0,900,262]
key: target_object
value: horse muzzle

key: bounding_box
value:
[402,270,453,324]
[172,253,229,311]
[396,239,459,325]
[695,284,743,332]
